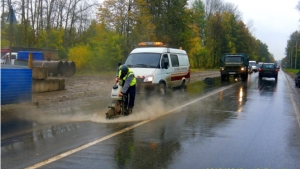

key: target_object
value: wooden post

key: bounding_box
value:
[28,53,33,68]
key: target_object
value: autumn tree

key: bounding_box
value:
[69,22,123,71]
[1,0,275,71]
[1,0,96,52]
[193,0,206,43]
[256,40,270,62]
[285,31,300,69]
[130,0,156,45]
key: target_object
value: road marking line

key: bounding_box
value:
[25,84,236,169]
[25,121,150,169]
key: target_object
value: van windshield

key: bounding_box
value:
[125,53,160,68]
[225,56,242,62]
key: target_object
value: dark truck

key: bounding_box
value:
[220,53,249,82]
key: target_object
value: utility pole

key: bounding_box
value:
[295,40,298,69]
[8,0,12,64]
[292,38,299,69]
[2,0,4,17]
[6,0,17,64]
[290,47,293,68]
[125,0,132,57]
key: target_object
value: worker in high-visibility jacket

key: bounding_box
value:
[117,64,136,115]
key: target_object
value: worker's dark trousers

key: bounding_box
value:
[125,85,136,109]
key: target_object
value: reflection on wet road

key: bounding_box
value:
[2,71,300,169]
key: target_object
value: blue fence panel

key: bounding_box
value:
[1,66,32,105]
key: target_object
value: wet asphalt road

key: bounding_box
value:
[2,70,300,169]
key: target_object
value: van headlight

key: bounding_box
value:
[220,67,224,71]
[241,67,245,71]
[144,75,153,82]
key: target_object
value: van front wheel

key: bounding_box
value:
[158,83,166,95]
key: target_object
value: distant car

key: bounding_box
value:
[256,62,263,69]
[258,63,278,81]
[248,65,253,74]
[249,61,257,72]
[295,70,300,87]
[277,65,280,70]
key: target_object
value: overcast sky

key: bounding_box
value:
[224,0,300,61]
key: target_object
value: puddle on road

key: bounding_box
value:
[5,76,227,127]
[2,76,243,144]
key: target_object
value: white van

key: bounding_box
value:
[1,52,18,65]
[124,42,190,94]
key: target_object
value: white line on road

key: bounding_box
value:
[25,84,237,169]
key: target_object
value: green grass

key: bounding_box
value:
[282,68,299,79]
[282,68,299,74]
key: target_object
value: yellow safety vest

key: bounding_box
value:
[118,67,136,86]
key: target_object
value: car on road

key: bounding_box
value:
[256,62,263,69]
[277,65,280,70]
[295,70,300,87]
[249,61,257,72]
[258,63,278,81]
[248,65,253,74]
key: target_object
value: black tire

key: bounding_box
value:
[180,84,187,93]
[221,74,226,81]
[128,108,133,115]
[241,74,248,82]
[226,75,230,81]
[124,110,129,116]
[179,80,187,93]
[158,82,166,95]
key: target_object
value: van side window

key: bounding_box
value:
[161,54,169,69]
[170,54,179,67]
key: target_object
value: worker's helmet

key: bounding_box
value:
[120,65,129,74]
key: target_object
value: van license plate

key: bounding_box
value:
[229,72,236,74]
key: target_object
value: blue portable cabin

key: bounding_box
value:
[1,65,32,105]
[17,51,44,61]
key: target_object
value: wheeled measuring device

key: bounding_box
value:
[106,83,131,119]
